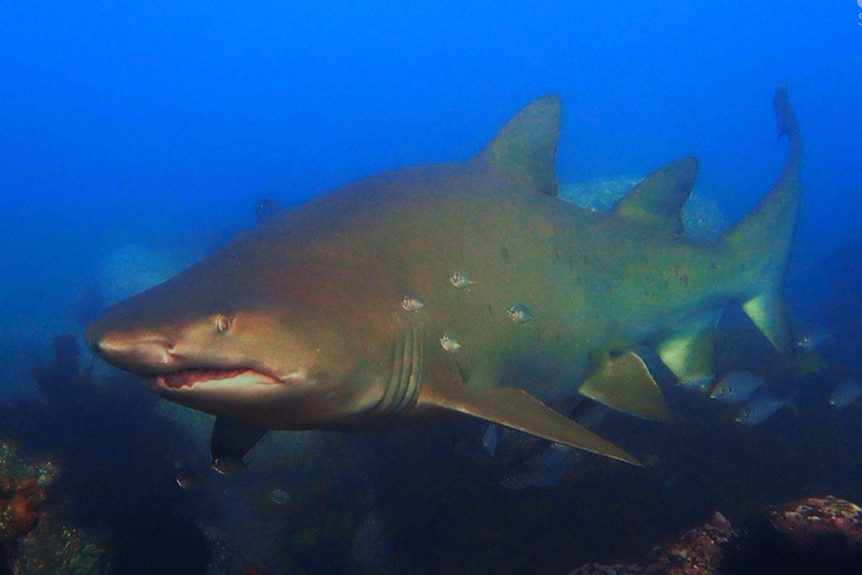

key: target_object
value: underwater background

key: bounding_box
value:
[1,2,862,574]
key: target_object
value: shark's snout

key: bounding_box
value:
[86,322,175,374]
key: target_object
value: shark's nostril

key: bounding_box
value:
[135,341,172,366]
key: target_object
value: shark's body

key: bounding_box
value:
[87,87,800,467]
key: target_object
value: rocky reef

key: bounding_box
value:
[559,177,727,239]
[0,334,208,574]
[569,496,862,575]
[0,474,45,544]
[0,441,110,575]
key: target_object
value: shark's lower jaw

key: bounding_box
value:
[147,368,279,391]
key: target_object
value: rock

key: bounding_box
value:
[766,495,862,547]
[721,496,862,575]
[0,477,45,540]
[569,496,862,575]
[0,441,109,575]
[559,177,727,239]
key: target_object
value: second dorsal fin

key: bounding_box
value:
[612,157,698,235]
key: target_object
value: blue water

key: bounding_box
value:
[1,2,862,573]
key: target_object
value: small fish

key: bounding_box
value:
[523,441,573,470]
[400,295,425,312]
[501,442,575,490]
[450,271,476,289]
[710,371,764,403]
[677,375,715,393]
[829,379,862,410]
[735,390,795,426]
[482,424,499,457]
[175,470,202,492]
[796,323,831,351]
[501,461,568,490]
[506,304,533,324]
[268,488,291,505]
[440,333,461,352]
[211,456,247,475]
[498,400,604,490]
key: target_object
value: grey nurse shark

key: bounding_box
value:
[86,86,801,467]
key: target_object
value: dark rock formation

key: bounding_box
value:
[569,496,862,575]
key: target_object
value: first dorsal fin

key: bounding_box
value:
[478,95,561,197]
[612,157,699,235]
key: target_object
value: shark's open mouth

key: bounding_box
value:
[152,368,275,390]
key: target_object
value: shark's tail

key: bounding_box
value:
[719,85,801,352]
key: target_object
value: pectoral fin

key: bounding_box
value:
[211,416,267,464]
[580,351,670,422]
[419,374,641,466]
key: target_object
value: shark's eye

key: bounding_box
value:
[216,315,232,333]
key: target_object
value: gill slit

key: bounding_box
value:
[370,325,424,419]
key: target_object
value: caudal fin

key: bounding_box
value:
[720,85,801,352]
